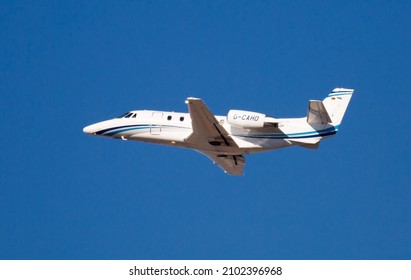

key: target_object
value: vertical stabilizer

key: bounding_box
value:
[322,88,354,125]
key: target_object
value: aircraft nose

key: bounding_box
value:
[83,124,96,135]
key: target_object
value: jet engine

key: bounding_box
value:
[227,110,265,128]
[227,110,278,128]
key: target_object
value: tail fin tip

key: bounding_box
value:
[323,87,354,125]
[329,88,354,97]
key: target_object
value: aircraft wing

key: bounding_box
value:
[199,152,245,175]
[185,98,238,148]
[185,98,244,175]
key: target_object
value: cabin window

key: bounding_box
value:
[167,115,172,120]
[180,116,184,121]
[125,113,133,118]
[132,113,137,118]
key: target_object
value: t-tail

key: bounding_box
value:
[307,88,354,126]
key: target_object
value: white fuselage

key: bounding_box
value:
[83,109,337,155]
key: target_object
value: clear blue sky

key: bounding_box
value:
[1,1,410,259]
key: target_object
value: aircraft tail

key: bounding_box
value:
[307,88,354,125]
[322,88,354,125]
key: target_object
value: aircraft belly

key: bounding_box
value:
[127,129,191,147]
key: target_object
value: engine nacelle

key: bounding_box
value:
[227,110,266,128]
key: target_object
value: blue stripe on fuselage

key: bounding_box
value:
[96,124,185,136]
[236,125,339,140]
[104,125,151,136]
[96,125,143,135]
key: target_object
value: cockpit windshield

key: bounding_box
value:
[117,112,130,118]
[116,112,137,118]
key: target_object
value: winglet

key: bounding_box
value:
[185,97,202,104]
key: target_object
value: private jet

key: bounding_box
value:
[83,88,354,175]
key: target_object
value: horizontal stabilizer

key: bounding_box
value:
[307,100,332,124]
